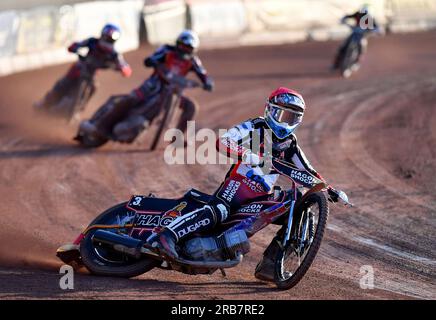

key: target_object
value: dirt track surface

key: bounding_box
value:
[0,31,435,300]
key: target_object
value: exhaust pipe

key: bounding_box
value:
[92,230,245,269]
[92,230,144,259]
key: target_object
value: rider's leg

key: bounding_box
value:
[254,232,283,282]
[89,76,160,126]
[112,114,148,143]
[151,171,264,260]
[254,188,303,282]
[140,97,162,126]
[356,37,368,64]
[150,198,229,260]
[79,94,138,138]
[350,38,367,73]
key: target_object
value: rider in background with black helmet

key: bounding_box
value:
[332,4,381,75]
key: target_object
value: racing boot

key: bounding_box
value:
[254,235,282,282]
[79,120,98,135]
[112,116,149,143]
[74,119,99,141]
[148,203,228,261]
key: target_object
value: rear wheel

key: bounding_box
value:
[80,203,159,278]
[274,192,329,290]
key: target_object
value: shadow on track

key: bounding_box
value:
[0,267,275,299]
[0,144,154,160]
[214,70,335,81]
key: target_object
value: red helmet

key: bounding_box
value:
[264,87,305,139]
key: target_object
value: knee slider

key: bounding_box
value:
[208,203,228,223]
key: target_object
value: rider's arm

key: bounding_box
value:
[284,138,324,180]
[68,38,92,53]
[191,56,214,91]
[341,12,358,24]
[284,140,341,199]
[216,120,255,160]
[144,45,168,68]
[113,53,132,77]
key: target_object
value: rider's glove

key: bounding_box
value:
[246,169,271,192]
[203,78,214,92]
[121,65,132,78]
[327,186,340,203]
[242,151,262,166]
[68,43,79,53]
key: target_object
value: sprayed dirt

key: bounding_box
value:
[0,31,435,300]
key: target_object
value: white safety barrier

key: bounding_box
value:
[0,10,19,59]
[1,0,436,76]
[242,0,387,44]
[73,0,143,52]
[188,0,247,38]
[386,0,436,32]
[143,0,187,45]
[0,0,143,76]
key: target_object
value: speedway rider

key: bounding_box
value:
[151,87,343,282]
[80,30,214,141]
[332,5,381,72]
[35,24,132,110]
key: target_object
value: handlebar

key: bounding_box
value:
[155,66,201,90]
[328,187,353,207]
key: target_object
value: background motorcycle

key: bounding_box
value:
[333,23,374,78]
[74,68,200,149]
[57,158,352,290]
[34,53,96,123]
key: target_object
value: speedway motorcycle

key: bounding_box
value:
[333,23,373,78]
[57,158,351,290]
[74,68,199,150]
[34,53,96,122]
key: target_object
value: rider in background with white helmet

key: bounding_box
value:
[137,29,214,133]
[81,30,214,139]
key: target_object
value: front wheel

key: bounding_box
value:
[274,192,329,290]
[80,203,159,278]
[150,93,176,151]
[68,79,95,123]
